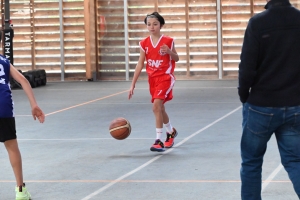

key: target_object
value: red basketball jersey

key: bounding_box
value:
[139,35,175,77]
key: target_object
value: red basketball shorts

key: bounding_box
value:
[148,74,175,103]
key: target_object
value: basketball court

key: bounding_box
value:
[0,80,297,200]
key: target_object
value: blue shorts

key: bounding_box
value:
[0,117,16,142]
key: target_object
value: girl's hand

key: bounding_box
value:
[128,86,135,100]
[32,105,45,123]
[160,44,171,54]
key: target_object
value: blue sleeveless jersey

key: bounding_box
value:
[0,55,14,117]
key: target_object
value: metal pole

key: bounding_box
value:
[3,0,14,64]
[185,0,190,76]
[4,0,9,29]
[59,0,65,81]
[124,0,129,81]
[217,0,223,79]
[1,0,3,51]
[250,0,254,17]
[30,0,36,70]
[154,0,158,11]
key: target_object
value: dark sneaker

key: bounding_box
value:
[150,139,165,152]
[164,128,178,148]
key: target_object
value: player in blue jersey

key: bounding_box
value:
[0,54,45,200]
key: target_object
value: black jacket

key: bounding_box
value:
[238,0,300,107]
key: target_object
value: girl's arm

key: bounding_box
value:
[170,44,179,62]
[128,49,146,99]
[161,43,179,62]
[10,64,45,123]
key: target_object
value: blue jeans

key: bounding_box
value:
[241,103,300,200]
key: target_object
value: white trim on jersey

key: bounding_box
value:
[170,40,174,50]
[165,39,174,74]
[150,34,164,48]
[139,41,145,52]
[165,74,175,98]
[165,60,172,74]
[8,82,15,117]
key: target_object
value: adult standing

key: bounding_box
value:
[238,0,300,199]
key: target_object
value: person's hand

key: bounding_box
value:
[32,106,45,123]
[128,85,135,100]
[238,88,249,104]
[160,44,171,54]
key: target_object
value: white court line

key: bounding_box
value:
[25,87,236,91]
[81,106,242,200]
[262,164,283,192]
[175,87,237,89]
[17,138,171,141]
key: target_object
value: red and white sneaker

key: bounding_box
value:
[150,139,165,152]
[164,128,178,148]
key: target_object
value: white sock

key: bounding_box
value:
[156,128,163,140]
[164,121,173,133]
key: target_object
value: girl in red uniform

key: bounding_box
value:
[128,12,179,152]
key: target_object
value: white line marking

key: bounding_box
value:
[0,179,292,183]
[17,138,171,141]
[175,87,237,89]
[262,164,283,191]
[13,87,235,91]
[81,106,242,200]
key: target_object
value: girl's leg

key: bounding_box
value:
[152,99,164,128]
[162,104,170,124]
[4,139,23,187]
[162,104,175,133]
[161,104,178,148]
[161,104,170,124]
[150,99,166,152]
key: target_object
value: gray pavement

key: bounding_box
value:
[0,80,298,200]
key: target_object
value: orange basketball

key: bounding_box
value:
[109,117,131,140]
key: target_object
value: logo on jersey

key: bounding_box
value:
[0,64,6,84]
[147,59,163,68]
[159,49,167,56]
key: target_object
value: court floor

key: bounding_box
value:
[0,80,298,200]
